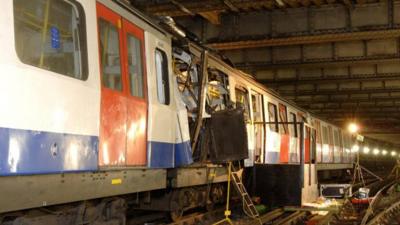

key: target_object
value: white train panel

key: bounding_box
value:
[0,0,100,175]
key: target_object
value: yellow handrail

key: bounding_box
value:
[39,0,50,68]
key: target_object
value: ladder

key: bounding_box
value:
[230,166,262,224]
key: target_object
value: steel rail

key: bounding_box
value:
[167,208,225,225]
[366,198,400,225]
[243,208,285,225]
[361,180,398,225]
[274,211,308,225]
[257,208,285,224]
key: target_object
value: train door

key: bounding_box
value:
[322,125,329,163]
[310,128,316,163]
[122,19,147,165]
[338,130,344,163]
[298,114,310,163]
[278,104,289,163]
[304,125,311,163]
[288,112,298,163]
[265,102,280,164]
[235,87,250,121]
[251,92,264,164]
[315,120,322,163]
[328,126,334,163]
[343,133,351,163]
[333,129,342,163]
[97,3,147,166]
[235,87,252,166]
[97,3,126,166]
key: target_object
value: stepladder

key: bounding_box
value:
[231,165,263,224]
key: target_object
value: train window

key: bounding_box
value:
[278,104,289,134]
[207,69,230,112]
[328,126,333,146]
[315,121,321,144]
[99,19,122,91]
[289,112,297,137]
[127,34,144,98]
[14,0,87,80]
[235,88,250,121]
[344,135,348,149]
[338,130,343,148]
[251,94,263,122]
[342,134,348,149]
[344,133,350,149]
[251,93,264,162]
[322,126,328,144]
[155,49,170,105]
[334,130,340,147]
[268,103,278,132]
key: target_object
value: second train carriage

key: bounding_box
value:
[173,43,356,167]
[172,42,356,205]
[0,0,356,221]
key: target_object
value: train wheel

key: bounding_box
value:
[206,200,214,212]
[210,185,224,204]
[170,189,189,222]
[170,208,183,222]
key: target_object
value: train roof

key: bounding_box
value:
[110,0,170,37]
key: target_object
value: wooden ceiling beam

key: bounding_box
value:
[303,104,400,110]
[223,0,239,12]
[279,88,400,96]
[207,29,400,50]
[341,0,354,8]
[308,108,400,115]
[259,73,400,85]
[283,0,300,7]
[170,0,195,16]
[300,0,312,7]
[140,0,275,17]
[238,57,400,70]
[199,11,221,25]
[311,0,323,6]
[294,96,400,104]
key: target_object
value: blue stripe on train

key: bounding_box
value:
[148,140,193,168]
[0,127,98,176]
[265,152,280,164]
[0,127,193,175]
[174,141,193,167]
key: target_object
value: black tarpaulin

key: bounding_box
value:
[208,108,248,163]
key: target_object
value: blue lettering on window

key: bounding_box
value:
[50,26,60,49]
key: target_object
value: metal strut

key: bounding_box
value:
[213,162,262,225]
[191,50,208,152]
[213,162,234,225]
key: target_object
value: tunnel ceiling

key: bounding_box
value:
[130,0,400,145]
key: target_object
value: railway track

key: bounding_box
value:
[361,180,400,225]
[272,211,308,225]
[165,207,309,225]
[148,177,399,225]
[326,177,400,225]
[360,180,398,225]
[167,208,225,225]
[365,199,400,225]
[244,208,308,225]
